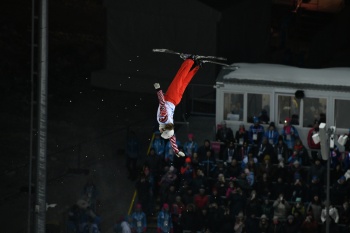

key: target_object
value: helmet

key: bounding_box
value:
[161,129,174,139]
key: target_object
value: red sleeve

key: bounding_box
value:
[169,135,179,154]
[307,129,320,149]
[157,89,165,106]
[157,89,169,123]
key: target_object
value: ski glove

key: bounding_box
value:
[176,151,185,157]
[154,83,160,89]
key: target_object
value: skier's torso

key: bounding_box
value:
[157,100,175,125]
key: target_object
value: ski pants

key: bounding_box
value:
[164,59,199,106]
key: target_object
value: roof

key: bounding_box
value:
[216,63,350,92]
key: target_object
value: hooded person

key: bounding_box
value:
[284,215,300,233]
[270,216,283,233]
[258,214,270,233]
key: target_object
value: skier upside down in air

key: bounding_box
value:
[154,55,202,157]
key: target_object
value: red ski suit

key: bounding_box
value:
[156,59,199,154]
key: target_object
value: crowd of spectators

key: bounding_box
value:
[122,118,350,233]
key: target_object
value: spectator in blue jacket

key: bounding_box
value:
[265,122,279,147]
[280,117,299,153]
[249,116,265,151]
[130,204,147,233]
[183,133,198,158]
[157,203,173,233]
[152,131,165,159]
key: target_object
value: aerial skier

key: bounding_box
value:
[153,49,228,157]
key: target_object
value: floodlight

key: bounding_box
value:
[318,123,329,160]
[46,203,57,210]
[344,169,350,180]
[312,133,320,144]
[338,135,348,146]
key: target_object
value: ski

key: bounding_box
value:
[222,65,240,70]
[152,48,227,61]
[200,60,230,67]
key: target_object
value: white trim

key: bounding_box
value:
[221,63,350,88]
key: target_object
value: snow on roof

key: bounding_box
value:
[217,63,350,92]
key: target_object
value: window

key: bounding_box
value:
[278,95,300,125]
[224,93,243,121]
[335,99,350,128]
[247,93,270,123]
[303,97,327,127]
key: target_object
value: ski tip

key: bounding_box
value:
[152,49,175,53]
[152,49,169,53]
[212,57,227,61]
[222,65,240,70]
[200,60,229,66]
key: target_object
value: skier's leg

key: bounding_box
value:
[165,59,199,106]
[178,65,199,95]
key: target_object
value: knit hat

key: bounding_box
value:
[285,117,291,124]
[163,203,169,209]
[260,214,268,220]
[185,157,191,163]
[188,133,194,139]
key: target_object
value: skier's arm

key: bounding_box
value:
[169,135,185,157]
[154,83,170,125]
[154,83,165,106]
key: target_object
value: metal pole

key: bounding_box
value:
[326,146,330,233]
[28,0,36,232]
[325,128,332,233]
[35,0,48,232]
